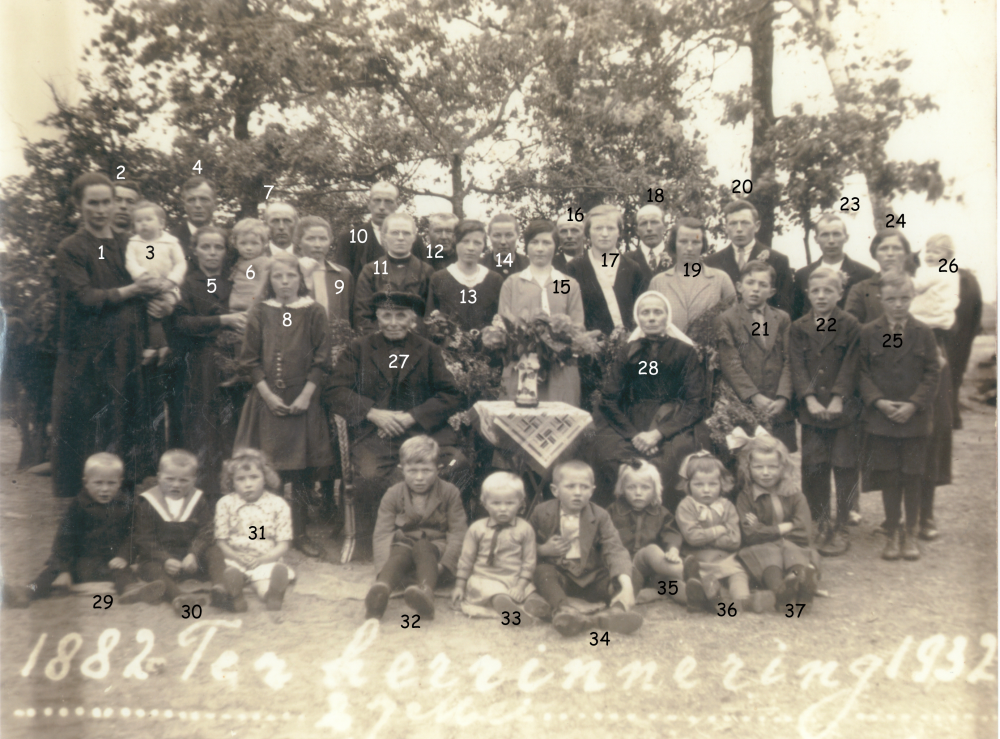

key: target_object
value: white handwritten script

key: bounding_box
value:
[16,620,997,738]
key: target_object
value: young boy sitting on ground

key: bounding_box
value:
[529,460,643,637]
[6,453,163,608]
[365,435,468,621]
[134,449,225,616]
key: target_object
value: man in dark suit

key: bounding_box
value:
[111,180,141,238]
[553,218,587,270]
[484,213,528,278]
[417,213,458,270]
[626,204,671,283]
[564,204,646,334]
[325,291,470,550]
[705,199,794,314]
[791,213,876,320]
[172,176,218,261]
[265,201,299,256]
[335,181,399,278]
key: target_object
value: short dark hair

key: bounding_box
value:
[454,219,487,246]
[739,259,776,286]
[115,180,143,197]
[522,219,560,249]
[724,199,759,222]
[181,176,216,196]
[666,217,706,258]
[71,172,114,203]
[192,225,228,249]
[869,228,911,259]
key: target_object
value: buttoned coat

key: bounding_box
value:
[606,498,683,556]
[704,241,794,314]
[352,254,435,334]
[325,330,461,447]
[715,302,794,424]
[648,265,737,333]
[372,478,468,575]
[789,306,862,428]
[857,315,941,438]
[791,255,876,320]
[529,500,632,587]
[844,273,886,324]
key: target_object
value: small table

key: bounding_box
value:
[473,400,594,515]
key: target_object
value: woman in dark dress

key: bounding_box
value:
[845,230,951,540]
[51,172,161,498]
[588,291,707,510]
[426,219,503,331]
[172,226,247,499]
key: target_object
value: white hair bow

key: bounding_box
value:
[725,425,772,451]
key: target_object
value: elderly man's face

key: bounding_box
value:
[557,223,584,257]
[428,221,456,256]
[383,218,416,259]
[369,193,397,227]
[376,306,415,340]
[183,183,215,227]
[267,205,297,248]
[113,186,140,231]
[637,212,665,247]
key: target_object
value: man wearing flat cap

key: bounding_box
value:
[352,212,434,335]
[326,290,471,555]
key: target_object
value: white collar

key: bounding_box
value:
[141,487,203,523]
[517,266,567,284]
[734,240,757,254]
[187,221,208,236]
[819,256,845,272]
[263,296,314,309]
[446,262,490,288]
[641,241,665,255]
[270,242,295,255]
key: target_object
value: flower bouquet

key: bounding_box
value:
[481,313,604,379]
[424,310,503,405]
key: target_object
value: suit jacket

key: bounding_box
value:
[625,244,671,285]
[791,255,876,320]
[857,314,941,437]
[172,221,235,270]
[352,254,435,334]
[789,306,862,428]
[325,330,461,446]
[529,500,633,587]
[134,486,214,563]
[844,274,885,324]
[715,302,794,423]
[308,259,354,325]
[372,478,468,575]
[564,251,647,334]
[607,498,683,556]
[705,241,794,314]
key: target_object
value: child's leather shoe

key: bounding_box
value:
[881,529,902,560]
[364,582,390,620]
[901,529,921,561]
[774,573,798,611]
[552,606,588,636]
[685,578,709,612]
[491,593,517,615]
[594,603,643,634]
[119,580,166,605]
[403,584,436,619]
[172,593,209,618]
[522,593,552,621]
[682,555,700,582]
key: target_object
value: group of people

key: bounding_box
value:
[20,170,981,634]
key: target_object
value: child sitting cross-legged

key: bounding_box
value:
[530,460,642,637]
[365,436,469,621]
[674,451,759,614]
[214,448,295,612]
[451,472,551,620]
[606,459,687,606]
[134,449,226,617]
[5,453,163,608]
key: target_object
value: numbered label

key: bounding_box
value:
[816,317,836,332]
[646,188,664,203]
[264,185,274,199]
[246,264,255,279]
[657,580,678,596]
[839,196,860,212]
[501,611,520,625]
[939,258,958,273]
[717,603,737,617]
[567,207,584,222]
[638,360,659,375]
[116,165,125,180]
[193,160,203,174]
[601,252,619,268]
[785,603,806,618]
[732,179,752,194]
[882,333,903,348]
[373,260,387,275]
[98,245,105,259]
[589,631,610,646]
[146,245,154,260]
[427,244,444,259]
[207,278,217,293]
[351,228,369,244]
[751,322,769,337]
[388,354,409,369]
[552,279,570,294]
[401,615,420,629]
[495,253,513,267]
[181,604,202,619]
[249,526,266,540]
[282,312,292,327]
[886,213,906,228]
[682,263,701,277]
[93,595,113,609]
[333,279,345,294]
[460,289,477,304]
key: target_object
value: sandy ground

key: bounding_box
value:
[0,338,996,739]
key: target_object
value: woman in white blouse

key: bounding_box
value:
[497,219,584,405]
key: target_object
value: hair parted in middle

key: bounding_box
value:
[676,452,734,495]
[261,251,311,299]
[221,448,281,493]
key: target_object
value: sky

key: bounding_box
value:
[0,0,995,299]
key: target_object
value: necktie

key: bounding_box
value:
[648,249,657,269]
[737,248,747,269]
[486,522,512,566]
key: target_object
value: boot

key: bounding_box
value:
[918,519,939,541]
[685,579,708,612]
[774,572,798,611]
[901,528,921,561]
[593,602,643,634]
[881,529,902,561]
[818,526,850,557]
[551,605,588,636]
[364,582,390,620]
[403,584,436,619]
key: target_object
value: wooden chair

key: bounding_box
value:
[328,408,357,564]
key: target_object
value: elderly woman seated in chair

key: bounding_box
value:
[325,290,471,559]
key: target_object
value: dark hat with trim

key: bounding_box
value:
[372,290,425,314]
